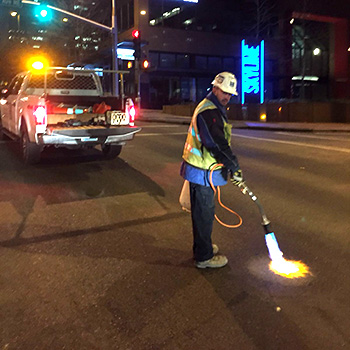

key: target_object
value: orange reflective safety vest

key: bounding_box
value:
[182,98,232,170]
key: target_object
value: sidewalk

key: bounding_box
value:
[139,109,350,132]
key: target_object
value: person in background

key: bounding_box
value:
[180,72,244,268]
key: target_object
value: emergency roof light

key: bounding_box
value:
[27,56,49,73]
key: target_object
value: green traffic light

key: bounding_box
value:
[34,5,53,22]
[40,9,48,17]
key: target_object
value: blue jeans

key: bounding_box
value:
[190,182,215,262]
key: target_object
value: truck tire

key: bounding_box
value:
[101,144,122,159]
[20,123,42,165]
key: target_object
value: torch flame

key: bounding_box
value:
[265,232,310,279]
[269,259,309,278]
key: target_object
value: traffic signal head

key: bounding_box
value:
[132,29,141,59]
[34,5,53,22]
[132,30,140,39]
[142,60,150,69]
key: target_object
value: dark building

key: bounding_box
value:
[114,0,350,108]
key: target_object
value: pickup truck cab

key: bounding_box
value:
[0,67,141,164]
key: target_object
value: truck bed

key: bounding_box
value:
[46,95,123,110]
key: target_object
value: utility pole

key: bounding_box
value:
[135,58,141,111]
[111,0,119,96]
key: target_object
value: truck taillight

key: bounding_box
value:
[129,106,136,122]
[33,106,47,125]
[126,98,136,126]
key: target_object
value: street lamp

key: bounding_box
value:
[10,11,20,31]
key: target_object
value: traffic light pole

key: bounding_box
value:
[111,0,119,97]
[22,0,119,97]
[135,59,141,111]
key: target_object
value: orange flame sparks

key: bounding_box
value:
[265,232,310,278]
[269,258,310,278]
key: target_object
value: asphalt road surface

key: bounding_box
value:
[1,122,350,350]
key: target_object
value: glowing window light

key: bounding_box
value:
[241,39,265,104]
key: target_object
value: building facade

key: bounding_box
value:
[116,0,284,108]
[1,0,349,107]
[115,0,350,108]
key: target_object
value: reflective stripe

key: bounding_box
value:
[184,142,202,157]
[190,125,201,141]
[183,98,231,170]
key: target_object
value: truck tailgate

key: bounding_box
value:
[38,126,141,145]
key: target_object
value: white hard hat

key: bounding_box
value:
[211,72,238,95]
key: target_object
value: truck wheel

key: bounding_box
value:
[101,144,122,159]
[20,124,42,165]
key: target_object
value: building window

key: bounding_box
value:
[129,0,134,28]
[148,0,197,28]
[195,55,207,70]
[265,59,278,74]
[223,57,235,72]
[208,57,221,70]
[121,4,128,31]
[177,54,190,69]
[160,53,176,68]
[149,51,159,67]
[117,0,134,32]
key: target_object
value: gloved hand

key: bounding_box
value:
[230,169,244,186]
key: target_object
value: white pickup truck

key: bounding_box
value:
[0,67,141,164]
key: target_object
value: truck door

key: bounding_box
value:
[2,75,25,134]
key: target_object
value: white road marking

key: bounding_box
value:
[138,130,350,153]
[138,124,181,128]
[276,132,350,142]
[231,133,350,153]
[138,132,187,137]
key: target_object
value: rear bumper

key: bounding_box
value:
[37,125,141,146]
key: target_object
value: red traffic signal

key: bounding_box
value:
[132,30,140,39]
[132,29,141,59]
[142,59,150,69]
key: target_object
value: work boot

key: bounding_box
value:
[193,244,219,260]
[195,255,228,269]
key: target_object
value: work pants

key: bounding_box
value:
[190,182,215,262]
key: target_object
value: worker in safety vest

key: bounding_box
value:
[180,72,244,269]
